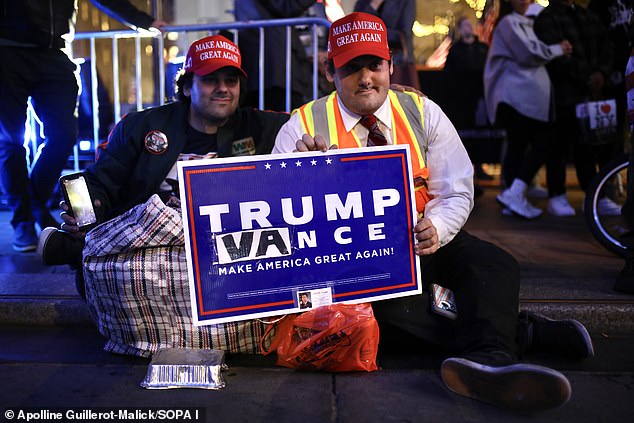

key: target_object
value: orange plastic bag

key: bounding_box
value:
[261,303,379,372]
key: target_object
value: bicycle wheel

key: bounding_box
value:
[583,153,630,257]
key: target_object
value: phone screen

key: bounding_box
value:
[61,175,97,227]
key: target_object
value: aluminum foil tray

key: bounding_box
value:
[141,348,226,390]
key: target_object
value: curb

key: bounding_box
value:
[1,297,633,333]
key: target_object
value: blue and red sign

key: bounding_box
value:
[178,146,421,325]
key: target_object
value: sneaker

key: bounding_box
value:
[36,227,85,266]
[597,197,622,216]
[501,207,514,216]
[441,351,571,412]
[496,189,542,219]
[547,195,576,217]
[517,311,594,360]
[13,222,38,252]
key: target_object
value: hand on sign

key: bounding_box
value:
[294,134,338,152]
[413,217,439,255]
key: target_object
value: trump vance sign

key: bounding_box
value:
[178,146,421,325]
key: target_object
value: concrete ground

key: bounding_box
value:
[1,171,633,422]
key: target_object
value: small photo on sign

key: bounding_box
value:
[296,287,333,310]
[298,292,313,309]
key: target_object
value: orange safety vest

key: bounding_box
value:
[295,90,432,214]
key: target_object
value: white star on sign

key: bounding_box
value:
[280,162,287,168]
[295,160,302,167]
[311,159,317,166]
[326,158,333,164]
[264,163,272,170]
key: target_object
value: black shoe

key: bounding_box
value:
[13,222,38,252]
[441,351,571,413]
[36,227,85,266]
[517,311,594,360]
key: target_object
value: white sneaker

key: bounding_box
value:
[597,197,622,216]
[548,195,576,217]
[496,189,542,219]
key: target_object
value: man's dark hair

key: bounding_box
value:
[174,68,247,105]
[174,69,193,103]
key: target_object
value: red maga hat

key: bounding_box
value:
[327,12,390,69]
[184,35,247,77]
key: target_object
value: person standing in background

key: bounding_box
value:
[353,0,418,88]
[0,0,166,252]
[588,0,634,165]
[444,16,492,192]
[534,0,618,217]
[234,0,317,112]
[485,0,572,219]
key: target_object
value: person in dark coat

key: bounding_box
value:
[0,0,166,252]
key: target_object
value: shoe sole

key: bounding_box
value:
[441,358,571,412]
[520,311,595,359]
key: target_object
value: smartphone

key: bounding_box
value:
[430,283,458,320]
[59,172,97,229]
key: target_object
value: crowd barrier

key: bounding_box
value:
[25,18,331,173]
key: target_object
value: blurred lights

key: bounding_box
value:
[412,19,449,37]
[145,45,153,55]
[79,140,92,151]
[464,0,487,19]
[167,46,179,61]
[167,32,179,41]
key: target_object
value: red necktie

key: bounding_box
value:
[359,114,387,146]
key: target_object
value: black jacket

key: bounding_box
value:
[0,0,154,49]
[85,101,289,220]
[534,0,614,109]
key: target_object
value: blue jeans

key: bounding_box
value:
[0,46,79,228]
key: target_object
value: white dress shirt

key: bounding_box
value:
[273,93,474,247]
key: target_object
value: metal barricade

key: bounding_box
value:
[71,18,331,167]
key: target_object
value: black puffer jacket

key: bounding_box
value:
[0,0,154,49]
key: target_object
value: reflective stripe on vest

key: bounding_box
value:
[295,90,432,213]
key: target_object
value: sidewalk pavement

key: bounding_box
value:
[1,179,633,422]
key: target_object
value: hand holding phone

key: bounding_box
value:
[59,172,98,230]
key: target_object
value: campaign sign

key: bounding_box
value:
[178,146,421,326]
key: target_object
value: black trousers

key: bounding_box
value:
[0,46,79,227]
[547,106,620,196]
[497,103,550,188]
[373,230,521,359]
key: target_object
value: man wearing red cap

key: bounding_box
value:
[273,12,594,413]
[38,35,289,297]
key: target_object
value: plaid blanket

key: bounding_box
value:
[83,194,269,357]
